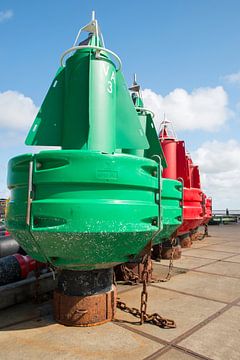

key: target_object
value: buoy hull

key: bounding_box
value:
[7,151,160,270]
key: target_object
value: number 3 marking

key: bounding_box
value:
[107,80,112,93]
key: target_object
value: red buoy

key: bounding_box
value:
[159,120,211,247]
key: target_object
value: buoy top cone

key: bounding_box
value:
[25,13,151,154]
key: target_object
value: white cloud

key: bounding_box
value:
[0,91,38,131]
[0,131,25,148]
[192,140,240,209]
[0,9,13,23]
[0,161,8,199]
[142,86,232,132]
[224,71,240,84]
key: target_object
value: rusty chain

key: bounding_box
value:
[162,236,176,282]
[116,236,176,285]
[116,241,176,329]
[116,298,176,329]
[151,236,176,283]
[140,253,149,324]
[198,224,209,240]
[191,228,208,242]
[196,232,206,241]
[119,264,140,285]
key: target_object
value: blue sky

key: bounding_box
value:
[0,0,240,208]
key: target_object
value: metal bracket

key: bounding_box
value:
[26,161,33,226]
[177,177,184,223]
[135,107,155,118]
[73,11,105,48]
[151,155,162,231]
[60,45,122,71]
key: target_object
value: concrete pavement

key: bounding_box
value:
[0,224,239,360]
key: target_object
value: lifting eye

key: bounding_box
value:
[152,218,158,226]
[35,158,69,170]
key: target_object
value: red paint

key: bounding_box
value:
[159,125,209,235]
[202,195,212,225]
[177,188,204,235]
[13,254,43,279]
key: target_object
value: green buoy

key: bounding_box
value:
[6,13,166,326]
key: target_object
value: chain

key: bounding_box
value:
[116,241,176,329]
[119,264,140,285]
[204,224,210,237]
[116,299,176,328]
[116,237,176,286]
[197,232,206,241]
[191,228,207,241]
[140,253,149,324]
[164,236,176,281]
[151,237,176,283]
[198,224,209,240]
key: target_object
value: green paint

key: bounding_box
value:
[131,83,183,241]
[7,17,183,271]
[7,151,159,270]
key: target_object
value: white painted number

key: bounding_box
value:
[107,80,112,93]
[103,63,115,94]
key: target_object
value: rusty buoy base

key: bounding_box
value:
[160,239,182,260]
[53,268,116,327]
[152,241,182,261]
[190,230,203,241]
[179,234,192,248]
[161,245,182,260]
[53,286,116,327]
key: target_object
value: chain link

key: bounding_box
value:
[151,236,176,283]
[198,224,209,240]
[116,241,176,329]
[119,264,140,285]
[164,236,176,281]
[191,229,207,241]
[140,253,149,324]
[116,299,176,328]
[117,237,176,286]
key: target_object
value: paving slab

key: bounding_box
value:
[215,236,240,242]
[179,306,240,360]
[117,283,138,293]
[182,248,235,260]
[226,239,240,245]
[207,233,236,243]
[186,241,214,249]
[0,301,51,329]
[224,254,240,263]
[189,238,226,248]
[209,224,240,241]
[156,271,240,303]
[155,348,200,359]
[0,224,239,360]
[203,243,240,253]
[152,263,187,278]
[0,312,162,360]
[163,255,216,270]
[116,285,224,342]
[195,260,240,278]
